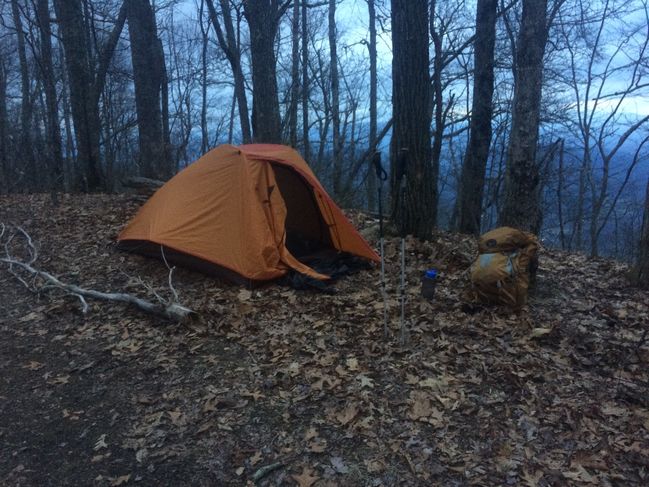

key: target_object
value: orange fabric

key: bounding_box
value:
[118,144,379,281]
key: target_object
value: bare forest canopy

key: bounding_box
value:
[0,0,648,273]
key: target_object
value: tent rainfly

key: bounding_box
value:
[118,144,379,284]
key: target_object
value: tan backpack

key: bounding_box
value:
[470,227,539,308]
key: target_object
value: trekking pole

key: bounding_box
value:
[372,152,389,338]
[397,148,409,345]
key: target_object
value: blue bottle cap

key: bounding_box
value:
[425,269,437,279]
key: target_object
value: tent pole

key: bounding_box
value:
[399,179,407,345]
[397,149,408,346]
[372,152,389,338]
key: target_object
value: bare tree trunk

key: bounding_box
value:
[126,0,170,180]
[36,0,64,190]
[590,130,649,256]
[390,0,434,239]
[571,161,586,250]
[11,0,35,190]
[317,115,331,169]
[366,0,378,212]
[301,0,310,160]
[557,138,566,249]
[428,0,443,229]
[558,0,648,256]
[159,38,171,169]
[53,0,112,191]
[457,0,497,235]
[243,0,284,143]
[60,53,75,191]
[499,0,548,233]
[289,0,299,148]
[206,0,252,143]
[228,90,236,144]
[634,175,649,287]
[328,0,342,196]
[0,60,8,193]
[349,101,357,163]
[200,0,209,154]
[101,92,115,192]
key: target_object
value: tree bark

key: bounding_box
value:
[53,0,104,191]
[0,60,8,193]
[159,37,171,167]
[390,0,434,239]
[457,0,497,235]
[428,0,444,229]
[36,0,64,190]
[100,93,115,192]
[11,0,36,190]
[498,0,548,233]
[205,0,252,143]
[93,3,128,106]
[289,0,300,148]
[59,51,75,190]
[243,0,284,144]
[329,0,342,196]
[301,0,310,160]
[126,0,171,180]
[199,0,209,154]
[366,0,378,212]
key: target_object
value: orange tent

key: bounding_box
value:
[118,143,379,284]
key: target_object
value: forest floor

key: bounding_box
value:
[1,194,648,487]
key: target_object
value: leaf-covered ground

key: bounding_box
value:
[1,194,648,486]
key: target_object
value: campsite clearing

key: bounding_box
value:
[1,194,648,486]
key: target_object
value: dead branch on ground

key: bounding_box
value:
[0,223,194,321]
[121,176,164,196]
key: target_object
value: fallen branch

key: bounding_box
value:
[0,224,194,322]
[121,176,164,196]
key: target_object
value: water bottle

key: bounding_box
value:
[421,269,437,301]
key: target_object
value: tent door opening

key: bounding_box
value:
[270,163,333,260]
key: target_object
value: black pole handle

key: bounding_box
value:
[396,147,409,183]
[372,151,388,181]
[397,148,409,237]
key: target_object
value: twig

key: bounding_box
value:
[136,275,167,304]
[16,226,37,265]
[119,269,166,304]
[73,293,90,313]
[160,246,179,303]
